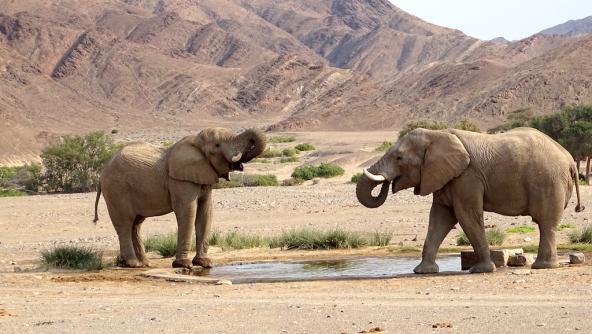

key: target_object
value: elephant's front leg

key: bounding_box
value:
[414,203,457,274]
[170,181,199,268]
[193,186,213,268]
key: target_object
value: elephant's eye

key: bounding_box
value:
[215,143,220,148]
[396,156,402,161]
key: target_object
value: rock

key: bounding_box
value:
[569,253,585,264]
[507,253,535,267]
[461,249,523,270]
[523,237,532,242]
[13,267,22,272]
[215,280,232,285]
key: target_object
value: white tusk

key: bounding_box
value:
[364,169,386,182]
[231,152,242,162]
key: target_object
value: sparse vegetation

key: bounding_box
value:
[368,231,393,246]
[281,177,305,186]
[215,173,279,188]
[252,158,272,163]
[282,148,299,157]
[260,148,299,158]
[455,119,481,132]
[145,233,193,257]
[375,141,393,152]
[0,188,27,197]
[162,140,174,147]
[295,143,315,151]
[398,120,448,138]
[506,225,536,234]
[350,172,362,183]
[569,225,592,243]
[42,132,122,193]
[268,135,296,143]
[209,231,268,250]
[291,163,344,180]
[270,229,367,250]
[456,228,505,246]
[41,246,103,270]
[280,157,300,163]
[558,223,575,230]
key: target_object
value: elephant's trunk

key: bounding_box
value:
[356,173,390,208]
[232,128,267,163]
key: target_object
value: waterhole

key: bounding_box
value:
[182,256,463,283]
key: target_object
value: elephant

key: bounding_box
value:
[93,127,266,268]
[356,127,585,274]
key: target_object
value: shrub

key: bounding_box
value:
[41,246,103,270]
[260,148,284,158]
[291,163,344,180]
[0,164,42,192]
[42,132,121,193]
[455,119,481,132]
[271,229,366,250]
[0,188,27,197]
[350,173,362,183]
[569,225,592,243]
[281,177,304,186]
[209,231,267,250]
[145,233,194,257]
[215,173,279,188]
[457,229,505,246]
[268,135,296,143]
[295,143,315,151]
[280,157,299,163]
[399,120,448,138]
[368,231,393,246]
[506,225,536,233]
[375,141,393,152]
[282,148,299,157]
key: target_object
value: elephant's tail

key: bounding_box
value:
[93,182,102,224]
[572,164,585,212]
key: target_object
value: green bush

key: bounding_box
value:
[291,163,344,180]
[270,229,366,250]
[375,141,393,152]
[41,246,103,270]
[0,188,27,197]
[569,225,592,243]
[215,173,279,188]
[506,225,536,233]
[145,233,194,257]
[368,231,393,246]
[399,120,448,138]
[42,132,122,193]
[455,119,481,132]
[268,135,296,143]
[280,157,299,163]
[282,148,299,157]
[350,172,362,183]
[0,164,42,193]
[457,228,505,246]
[295,143,315,151]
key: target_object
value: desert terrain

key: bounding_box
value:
[0,131,591,333]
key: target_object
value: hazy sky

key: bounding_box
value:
[391,0,592,40]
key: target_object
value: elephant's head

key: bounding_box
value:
[356,129,470,208]
[167,128,266,184]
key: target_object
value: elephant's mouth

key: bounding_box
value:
[230,161,244,172]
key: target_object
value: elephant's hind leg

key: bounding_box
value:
[109,207,142,268]
[131,216,149,267]
[532,221,560,269]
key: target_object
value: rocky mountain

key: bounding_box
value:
[1,0,592,163]
[539,16,592,37]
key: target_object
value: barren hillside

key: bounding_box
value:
[1,0,592,162]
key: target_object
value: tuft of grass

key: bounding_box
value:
[350,172,362,183]
[260,148,283,158]
[270,229,366,250]
[280,156,300,163]
[456,228,505,246]
[569,225,592,243]
[558,243,592,252]
[506,225,536,234]
[252,158,272,163]
[162,140,174,147]
[558,223,575,231]
[41,246,103,270]
[291,163,345,180]
[268,135,296,143]
[215,173,279,188]
[368,231,393,246]
[145,233,194,257]
[281,177,304,186]
[375,141,393,152]
[521,244,538,253]
[282,148,299,157]
[209,231,267,250]
[0,188,27,197]
[295,143,315,151]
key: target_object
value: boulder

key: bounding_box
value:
[507,253,535,267]
[569,253,585,264]
[461,248,524,270]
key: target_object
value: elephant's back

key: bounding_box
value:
[101,142,166,180]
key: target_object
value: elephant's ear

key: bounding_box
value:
[419,131,470,196]
[167,137,219,185]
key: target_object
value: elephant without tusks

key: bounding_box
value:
[93,128,266,268]
[356,127,585,274]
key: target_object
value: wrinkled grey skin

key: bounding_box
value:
[357,128,584,274]
[94,128,266,268]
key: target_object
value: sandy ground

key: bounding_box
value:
[1,131,591,333]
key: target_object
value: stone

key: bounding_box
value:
[507,253,535,267]
[461,249,524,270]
[569,253,585,264]
[215,280,232,285]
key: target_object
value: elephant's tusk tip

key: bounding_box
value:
[231,152,242,162]
[364,168,386,182]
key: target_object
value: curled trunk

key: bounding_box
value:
[356,174,390,208]
[233,129,267,163]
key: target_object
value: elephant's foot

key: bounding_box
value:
[469,261,496,273]
[531,258,559,269]
[413,261,439,274]
[172,258,193,269]
[124,258,144,268]
[192,256,213,268]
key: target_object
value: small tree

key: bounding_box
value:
[41,132,121,192]
[455,119,481,132]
